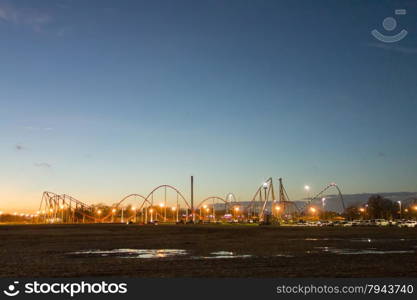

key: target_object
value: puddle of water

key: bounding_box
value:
[275,254,295,258]
[69,249,188,259]
[192,251,253,259]
[349,238,414,243]
[314,247,415,255]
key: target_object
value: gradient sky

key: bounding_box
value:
[1,0,417,212]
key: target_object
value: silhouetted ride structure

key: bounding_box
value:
[37,177,345,224]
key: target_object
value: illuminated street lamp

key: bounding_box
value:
[59,204,65,223]
[96,209,102,223]
[111,208,117,223]
[149,208,154,223]
[131,206,137,223]
[274,205,281,218]
[304,185,311,201]
[200,204,208,220]
[397,201,402,219]
[359,207,365,213]
[171,206,178,222]
[158,203,165,222]
[234,206,240,219]
[309,207,316,214]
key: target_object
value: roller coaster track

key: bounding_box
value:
[246,177,275,221]
[38,178,345,223]
[301,182,346,212]
[39,184,192,223]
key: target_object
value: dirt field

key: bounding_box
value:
[0,224,416,277]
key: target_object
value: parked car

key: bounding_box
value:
[400,220,417,228]
[374,219,389,226]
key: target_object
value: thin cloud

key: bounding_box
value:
[367,42,417,55]
[14,144,26,151]
[23,126,53,131]
[0,0,52,32]
[34,162,52,168]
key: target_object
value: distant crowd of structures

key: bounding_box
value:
[1,177,417,225]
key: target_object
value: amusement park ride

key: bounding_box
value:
[37,177,346,224]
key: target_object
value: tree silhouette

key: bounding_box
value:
[367,195,396,219]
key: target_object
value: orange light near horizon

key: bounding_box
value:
[234,206,240,212]
[275,206,281,211]
[171,206,176,211]
[149,208,154,213]
[413,205,417,211]
[131,206,136,211]
[203,204,207,209]
[97,209,102,215]
[309,207,317,213]
[359,208,365,213]
[159,203,165,208]
[112,208,116,213]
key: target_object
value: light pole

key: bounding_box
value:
[171,206,177,222]
[59,204,65,223]
[202,205,207,221]
[304,185,311,201]
[131,206,137,223]
[159,203,165,222]
[149,208,154,223]
[111,208,116,223]
[309,207,316,219]
[234,206,240,219]
[262,182,268,219]
[275,205,281,219]
[397,201,402,219]
[97,209,102,223]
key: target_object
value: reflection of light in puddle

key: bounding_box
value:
[314,247,415,255]
[69,249,187,259]
[192,251,252,259]
[349,238,415,243]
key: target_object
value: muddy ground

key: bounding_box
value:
[0,224,416,277]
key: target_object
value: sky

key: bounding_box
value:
[1,0,417,212]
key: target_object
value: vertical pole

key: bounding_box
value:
[191,175,194,222]
[279,178,284,218]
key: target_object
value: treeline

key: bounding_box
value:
[344,195,417,220]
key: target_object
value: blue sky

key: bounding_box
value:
[0,0,417,211]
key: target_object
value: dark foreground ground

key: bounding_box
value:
[0,224,416,277]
